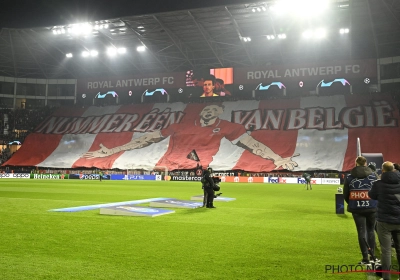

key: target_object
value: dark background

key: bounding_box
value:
[0,0,249,28]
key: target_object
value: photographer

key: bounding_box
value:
[201,168,218,208]
[344,156,378,265]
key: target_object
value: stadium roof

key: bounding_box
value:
[0,0,399,79]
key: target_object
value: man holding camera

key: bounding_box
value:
[201,168,219,208]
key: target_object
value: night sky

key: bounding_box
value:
[0,0,249,28]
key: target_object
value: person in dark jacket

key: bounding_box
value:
[344,156,378,264]
[201,168,216,208]
[369,161,400,280]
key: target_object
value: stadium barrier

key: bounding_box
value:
[0,173,340,184]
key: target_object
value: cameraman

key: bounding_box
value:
[202,168,217,208]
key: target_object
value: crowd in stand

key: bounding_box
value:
[0,106,54,144]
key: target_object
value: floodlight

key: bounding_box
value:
[315,28,326,38]
[90,50,98,57]
[82,51,90,57]
[271,0,329,17]
[278,34,286,39]
[104,24,109,29]
[117,47,126,54]
[66,53,73,58]
[107,48,117,56]
[302,30,313,38]
[137,46,146,52]
[252,8,256,12]
[52,30,57,35]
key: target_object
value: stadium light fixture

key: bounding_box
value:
[339,28,350,34]
[66,53,73,58]
[90,50,98,57]
[302,28,326,39]
[302,30,313,39]
[315,28,326,38]
[82,51,90,57]
[117,47,126,54]
[267,35,275,40]
[278,34,287,39]
[107,47,117,56]
[137,46,146,52]
[243,37,251,42]
[270,0,330,17]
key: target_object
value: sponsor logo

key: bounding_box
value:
[298,178,306,184]
[322,178,340,185]
[279,178,287,183]
[298,178,317,184]
[248,177,253,183]
[0,173,31,179]
[32,174,64,179]
[80,174,100,180]
[171,176,202,181]
[234,177,239,182]
[127,175,145,180]
[349,190,371,200]
[268,177,279,183]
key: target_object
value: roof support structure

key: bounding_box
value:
[187,11,224,67]
[17,30,48,79]
[366,0,380,58]
[8,29,17,77]
[25,30,80,78]
[224,6,254,66]
[152,15,195,69]
[123,20,170,72]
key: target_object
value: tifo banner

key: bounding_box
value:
[4,94,399,172]
[234,59,377,84]
[0,173,30,179]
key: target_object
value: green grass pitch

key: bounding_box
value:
[0,180,374,279]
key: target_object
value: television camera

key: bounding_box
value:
[212,176,222,197]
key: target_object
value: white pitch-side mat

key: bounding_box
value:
[100,205,175,217]
[149,199,203,209]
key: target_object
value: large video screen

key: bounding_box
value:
[185,68,234,98]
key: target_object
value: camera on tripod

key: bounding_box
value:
[212,176,222,196]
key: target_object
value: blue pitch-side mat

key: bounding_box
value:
[48,197,171,212]
[190,195,236,202]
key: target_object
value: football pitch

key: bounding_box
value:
[0,180,372,279]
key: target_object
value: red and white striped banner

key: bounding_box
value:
[4,94,398,172]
